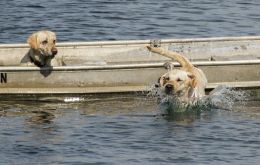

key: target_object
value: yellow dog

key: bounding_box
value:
[22,30,62,67]
[147,46,207,103]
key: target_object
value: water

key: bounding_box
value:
[1,0,260,164]
[1,0,260,43]
[150,85,249,114]
[0,97,260,165]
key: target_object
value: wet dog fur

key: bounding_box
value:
[147,46,207,103]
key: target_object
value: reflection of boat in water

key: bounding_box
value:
[0,36,259,97]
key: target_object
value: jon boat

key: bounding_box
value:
[0,36,260,100]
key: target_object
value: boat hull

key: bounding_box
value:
[0,36,260,96]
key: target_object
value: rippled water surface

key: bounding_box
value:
[1,0,260,164]
[1,0,260,43]
[0,96,260,165]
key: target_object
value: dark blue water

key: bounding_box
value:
[0,0,260,164]
[1,0,260,43]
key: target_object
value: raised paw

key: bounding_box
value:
[163,61,175,71]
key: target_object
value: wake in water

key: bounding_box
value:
[148,85,248,115]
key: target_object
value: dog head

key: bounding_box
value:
[157,69,195,97]
[27,31,58,57]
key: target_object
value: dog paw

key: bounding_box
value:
[163,62,175,71]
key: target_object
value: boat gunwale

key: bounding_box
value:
[1,36,260,48]
[0,60,260,71]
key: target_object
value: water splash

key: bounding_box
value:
[157,95,213,116]
[208,85,249,110]
[148,85,248,115]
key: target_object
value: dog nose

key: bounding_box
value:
[166,84,173,90]
[51,48,58,56]
[165,84,173,94]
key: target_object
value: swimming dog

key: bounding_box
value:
[147,46,207,103]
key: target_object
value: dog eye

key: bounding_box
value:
[177,78,182,82]
[42,40,48,45]
[164,77,170,81]
[53,40,56,44]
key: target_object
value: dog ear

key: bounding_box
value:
[188,74,195,79]
[188,74,197,88]
[158,76,165,86]
[27,33,38,49]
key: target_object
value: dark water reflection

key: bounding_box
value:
[0,96,260,165]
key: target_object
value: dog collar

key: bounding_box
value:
[29,55,44,67]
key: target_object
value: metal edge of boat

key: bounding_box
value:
[1,35,260,48]
[0,60,260,71]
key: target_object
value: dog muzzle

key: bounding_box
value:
[165,84,174,95]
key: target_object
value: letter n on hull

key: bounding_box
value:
[1,73,7,83]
